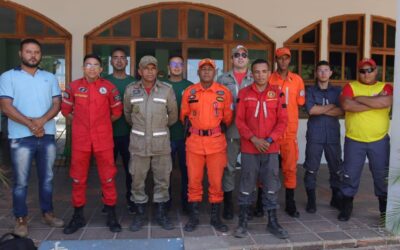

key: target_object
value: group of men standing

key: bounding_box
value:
[0,38,392,240]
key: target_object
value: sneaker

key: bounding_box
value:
[14,217,28,237]
[42,212,64,227]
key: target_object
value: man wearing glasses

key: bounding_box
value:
[164,55,193,213]
[61,54,123,234]
[105,48,136,214]
[338,58,392,222]
[217,45,253,220]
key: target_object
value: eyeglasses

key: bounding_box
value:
[169,62,184,68]
[84,63,101,69]
[359,68,375,74]
[233,52,248,59]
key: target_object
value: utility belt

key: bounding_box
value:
[189,126,222,136]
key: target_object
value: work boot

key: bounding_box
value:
[104,205,121,232]
[130,203,146,232]
[42,212,64,227]
[330,188,341,210]
[337,196,353,221]
[267,209,289,239]
[63,206,86,234]
[234,205,249,238]
[14,216,28,237]
[254,187,264,217]
[156,202,174,230]
[210,203,228,232]
[378,196,387,226]
[223,191,234,220]
[184,202,200,232]
[285,188,300,217]
[305,189,316,213]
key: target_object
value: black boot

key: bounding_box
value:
[223,191,234,220]
[234,205,249,238]
[338,196,353,221]
[63,206,86,234]
[378,196,387,225]
[156,202,174,230]
[130,203,146,231]
[330,188,341,210]
[104,205,121,232]
[305,189,316,213]
[285,189,300,217]
[210,203,228,232]
[267,209,289,239]
[184,202,200,232]
[254,188,264,217]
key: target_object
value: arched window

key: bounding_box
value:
[284,21,320,85]
[328,15,364,84]
[85,2,274,82]
[0,1,72,88]
[371,16,395,83]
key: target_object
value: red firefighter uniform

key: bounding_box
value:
[235,84,288,154]
[180,82,233,203]
[269,71,305,188]
[61,77,123,207]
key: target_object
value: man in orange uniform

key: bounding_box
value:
[181,58,233,232]
[269,47,305,217]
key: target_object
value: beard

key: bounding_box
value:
[21,57,41,68]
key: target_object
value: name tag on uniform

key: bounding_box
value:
[130,98,144,103]
[153,98,167,103]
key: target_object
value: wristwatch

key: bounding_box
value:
[265,137,273,144]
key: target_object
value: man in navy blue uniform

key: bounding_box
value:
[303,60,343,213]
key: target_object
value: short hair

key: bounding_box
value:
[111,47,127,56]
[316,60,331,69]
[168,55,184,63]
[20,38,41,51]
[251,59,270,71]
[83,54,102,65]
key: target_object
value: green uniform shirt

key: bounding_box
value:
[165,78,193,141]
[105,74,136,137]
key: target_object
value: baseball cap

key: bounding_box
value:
[198,58,216,69]
[139,55,158,68]
[232,45,248,54]
[358,58,376,69]
[275,47,291,58]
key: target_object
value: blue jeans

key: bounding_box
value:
[113,135,132,205]
[9,135,56,217]
[170,139,188,208]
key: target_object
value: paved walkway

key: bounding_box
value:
[1,128,400,249]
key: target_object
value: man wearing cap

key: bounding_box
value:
[269,47,305,218]
[303,61,343,213]
[217,45,253,220]
[62,54,122,234]
[338,58,392,222]
[181,58,233,232]
[124,55,178,231]
[104,48,136,214]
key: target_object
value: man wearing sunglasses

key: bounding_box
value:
[62,54,123,234]
[338,58,392,222]
[217,45,253,220]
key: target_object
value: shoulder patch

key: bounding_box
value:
[62,91,70,99]
[300,90,305,97]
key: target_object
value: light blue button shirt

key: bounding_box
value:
[0,67,61,139]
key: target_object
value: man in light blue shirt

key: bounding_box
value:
[0,38,64,237]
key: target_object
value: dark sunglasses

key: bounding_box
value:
[359,68,375,74]
[233,52,248,59]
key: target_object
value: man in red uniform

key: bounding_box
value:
[269,47,305,217]
[61,54,123,234]
[181,58,233,232]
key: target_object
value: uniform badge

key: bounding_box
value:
[216,96,224,102]
[133,89,142,95]
[300,90,305,97]
[114,95,121,101]
[216,90,225,96]
[99,87,107,94]
[267,91,276,98]
[78,87,87,93]
[190,89,196,95]
[189,95,196,100]
[62,91,70,99]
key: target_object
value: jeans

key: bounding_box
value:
[170,139,188,207]
[113,135,132,205]
[10,135,56,217]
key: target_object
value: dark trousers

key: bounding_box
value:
[303,142,342,190]
[114,135,132,204]
[170,139,188,207]
[340,135,390,197]
[238,153,281,211]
